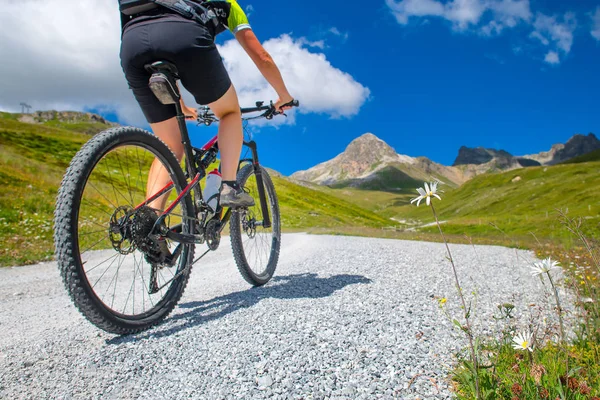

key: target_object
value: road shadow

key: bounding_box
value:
[108,272,371,343]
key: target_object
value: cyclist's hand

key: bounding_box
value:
[183,105,198,121]
[274,95,295,113]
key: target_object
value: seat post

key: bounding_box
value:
[173,101,198,178]
[144,61,199,179]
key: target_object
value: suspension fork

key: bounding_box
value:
[244,140,271,229]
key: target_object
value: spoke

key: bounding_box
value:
[104,159,133,207]
[84,252,119,274]
[123,262,136,314]
[87,180,120,210]
[80,218,110,231]
[116,148,135,205]
[80,235,110,255]
[103,253,125,303]
[92,253,121,289]
[79,229,108,237]
[81,198,113,217]
[132,255,136,315]
[136,254,146,314]
[110,254,124,309]
[135,147,146,202]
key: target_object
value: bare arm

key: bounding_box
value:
[235,29,294,110]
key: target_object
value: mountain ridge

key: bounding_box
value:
[292,132,599,188]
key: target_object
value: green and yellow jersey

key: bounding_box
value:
[206,0,251,34]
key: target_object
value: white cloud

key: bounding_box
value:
[0,0,145,124]
[0,1,367,125]
[591,7,600,41]
[384,0,589,65]
[328,27,349,41]
[531,12,577,53]
[385,0,531,31]
[297,38,326,49]
[544,51,560,64]
[445,0,488,29]
[385,0,445,25]
[218,35,370,119]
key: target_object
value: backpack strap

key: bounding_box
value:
[150,0,220,30]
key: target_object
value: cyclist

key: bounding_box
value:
[119,0,295,209]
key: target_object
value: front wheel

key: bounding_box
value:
[230,165,281,286]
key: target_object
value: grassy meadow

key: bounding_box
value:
[0,112,388,266]
[2,110,598,266]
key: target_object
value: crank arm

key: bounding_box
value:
[165,229,205,244]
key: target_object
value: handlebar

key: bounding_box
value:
[197,99,300,126]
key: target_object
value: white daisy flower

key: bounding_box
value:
[411,181,442,207]
[530,257,561,277]
[512,331,534,352]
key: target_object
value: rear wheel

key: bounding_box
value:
[54,127,195,334]
[230,165,281,286]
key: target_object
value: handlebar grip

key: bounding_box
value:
[282,99,299,108]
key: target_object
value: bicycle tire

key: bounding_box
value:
[229,164,281,286]
[54,127,195,334]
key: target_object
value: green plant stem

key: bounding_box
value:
[431,202,481,399]
[546,271,569,397]
[546,272,566,343]
[559,210,600,273]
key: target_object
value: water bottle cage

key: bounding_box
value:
[197,148,218,170]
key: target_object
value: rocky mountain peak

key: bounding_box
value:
[556,133,600,162]
[453,146,513,166]
[524,132,600,165]
[342,133,399,165]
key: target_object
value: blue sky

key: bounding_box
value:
[198,0,600,175]
[1,0,599,176]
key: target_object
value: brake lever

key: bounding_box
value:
[265,101,276,120]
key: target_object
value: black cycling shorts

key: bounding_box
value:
[120,14,231,123]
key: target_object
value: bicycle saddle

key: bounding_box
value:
[145,61,180,105]
[144,61,179,77]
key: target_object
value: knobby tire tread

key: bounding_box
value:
[230,165,281,286]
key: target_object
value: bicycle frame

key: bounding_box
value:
[137,99,272,246]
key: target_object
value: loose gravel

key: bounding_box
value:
[0,233,572,399]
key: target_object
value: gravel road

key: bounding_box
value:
[0,234,569,399]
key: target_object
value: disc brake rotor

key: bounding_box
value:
[205,219,221,251]
[109,206,135,255]
[242,210,257,239]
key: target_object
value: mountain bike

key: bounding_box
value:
[54,61,299,334]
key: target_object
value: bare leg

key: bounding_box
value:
[208,85,242,182]
[147,117,184,211]
[146,84,245,211]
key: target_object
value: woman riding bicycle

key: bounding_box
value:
[119,0,295,209]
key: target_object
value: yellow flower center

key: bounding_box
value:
[427,191,433,196]
[521,341,528,348]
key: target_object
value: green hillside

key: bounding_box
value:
[392,162,600,242]
[561,148,600,164]
[328,162,460,193]
[0,112,388,266]
[292,159,600,244]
